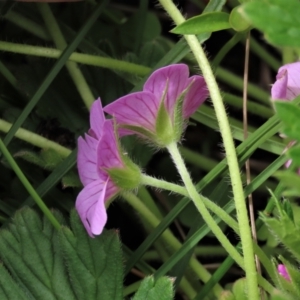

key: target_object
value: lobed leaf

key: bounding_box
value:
[59,210,123,300]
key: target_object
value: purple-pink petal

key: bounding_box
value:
[144,64,189,117]
[278,264,290,281]
[183,76,209,119]
[97,121,124,177]
[272,69,288,100]
[89,98,105,139]
[104,92,158,132]
[76,179,119,237]
[272,62,300,101]
[77,134,99,186]
[76,179,107,237]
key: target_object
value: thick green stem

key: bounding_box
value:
[0,118,71,157]
[37,4,95,109]
[0,139,61,230]
[158,1,259,298]
[123,192,224,298]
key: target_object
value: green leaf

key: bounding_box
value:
[15,149,64,171]
[274,101,300,141]
[61,171,81,188]
[229,6,251,32]
[139,40,167,68]
[240,0,300,47]
[274,171,300,195]
[171,12,231,35]
[0,264,28,300]
[132,276,174,300]
[59,210,123,300]
[261,211,300,261]
[14,150,44,168]
[232,278,248,300]
[0,207,75,300]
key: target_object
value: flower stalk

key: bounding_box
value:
[167,142,244,268]
[158,0,259,298]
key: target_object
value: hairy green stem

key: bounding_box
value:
[0,41,150,76]
[158,1,260,298]
[0,139,61,230]
[123,192,223,298]
[167,142,244,265]
[141,174,239,233]
[38,4,95,109]
[0,118,71,157]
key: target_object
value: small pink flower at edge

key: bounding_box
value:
[271,62,300,173]
[271,62,300,101]
[104,64,208,147]
[277,264,290,281]
[76,99,140,237]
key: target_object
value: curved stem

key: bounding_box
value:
[123,192,224,298]
[167,142,244,267]
[158,1,259,298]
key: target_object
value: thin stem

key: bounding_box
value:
[141,174,239,233]
[123,192,224,298]
[0,139,61,230]
[38,4,95,109]
[167,143,244,266]
[158,1,259,298]
[0,118,71,158]
[0,41,151,76]
[243,32,263,293]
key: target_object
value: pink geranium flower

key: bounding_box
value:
[271,62,300,101]
[277,264,290,281]
[104,64,208,147]
[271,62,300,171]
[76,99,140,237]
